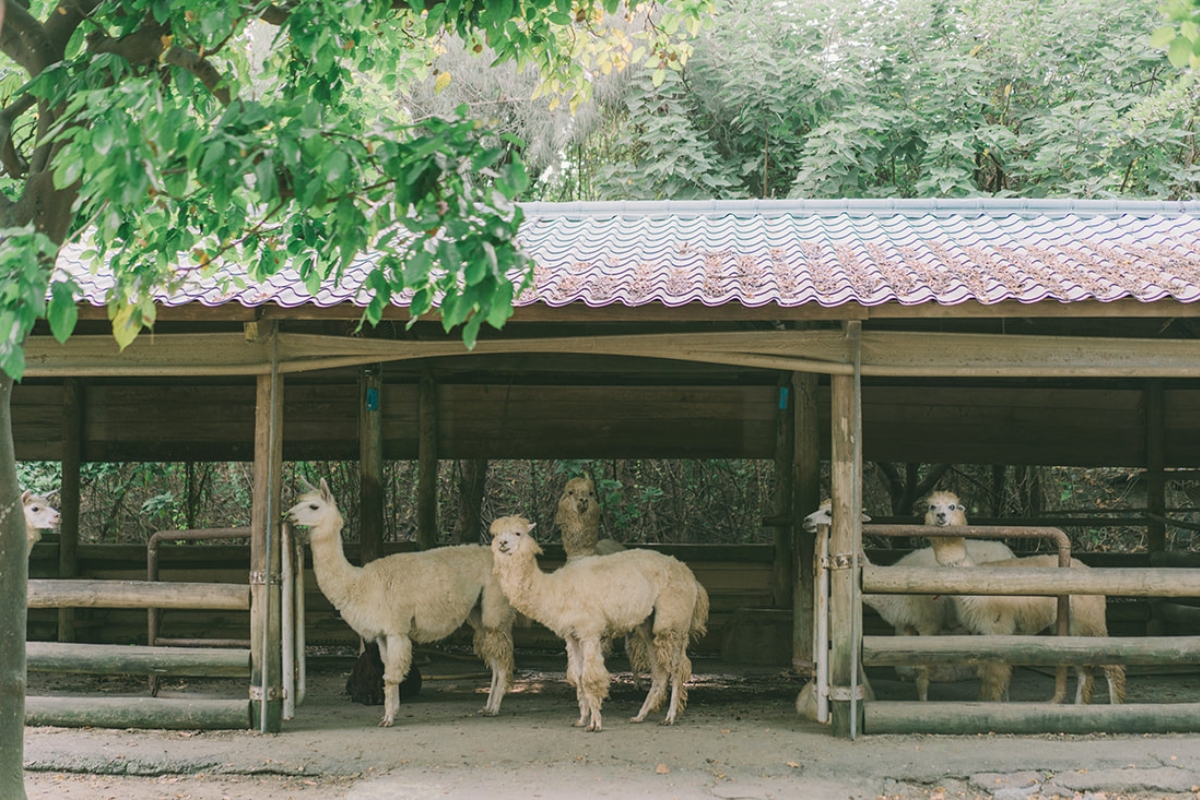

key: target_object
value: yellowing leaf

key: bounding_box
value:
[434,71,452,94]
[111,304,140,351]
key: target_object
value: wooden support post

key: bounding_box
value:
[771,373,794,610]
[792,371,820,669]
[251,360,284,733]
[829,322,864,738]
[58,378,83,643]
[1146,379,1166,636]
[359,365,384,565]
[417,373,438,550]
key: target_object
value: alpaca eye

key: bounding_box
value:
[949,504,957,511]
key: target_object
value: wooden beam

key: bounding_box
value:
[792,371,820,669]
[359,365,384,565]
[25,696,250,730]
[828,321,864,738]
[865,701,1200,736]
[864,634,1200,666]
[250,351,284,733]
[28,579,248,609]
[863,565,1200,597]
[1145,380,1166,553]
[58,378,83,642]
[417,374,438,550]
[27,642,249,676]
[771,374,794,610]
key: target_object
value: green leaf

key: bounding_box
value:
[1168,35,1193,67]
[48,282,79,344]
[1151,25,1179,48]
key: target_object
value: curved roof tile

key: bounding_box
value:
[58,199,1200,310]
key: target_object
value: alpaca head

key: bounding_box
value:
[924,491,967,527]
[489,515,540,560]
[287,478,343,536]
[22,490,60,531]
[801,498,871,533]
[554,477,599,528]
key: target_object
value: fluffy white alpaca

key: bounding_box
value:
[490,515,708,732]
[925,490,1126,705]
[555,476,648,686]
[801,499,1012,701]
[23,490,60,556]
[287,479,517,727]
[555,477,624,559]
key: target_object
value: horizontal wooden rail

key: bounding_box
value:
[865,701,1200,735]
[27,642,250,677]
[25,696,250,730]
[29,579,249,610]
[863,565,1200,597]
[864,635,1200,667]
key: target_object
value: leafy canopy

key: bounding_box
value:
[0,0,713,379]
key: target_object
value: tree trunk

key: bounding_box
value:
[450,460,488,545]
[0,371,28,799]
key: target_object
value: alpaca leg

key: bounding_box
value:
[915,665,930,703]
[659,630,691,726]
[564,637,589,728]
[1105,665,1126,704]
[979,663,1011,702]
[630,624,667,723]
[1048,665,1070,704]
[626,626,652,693]
[578,637,610,732]
[378,634,413,727]
[476,627,515,716]
[1075,666,1095,705]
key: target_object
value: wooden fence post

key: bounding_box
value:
[359,365,384,565]
[58,378,83,643]
[792,371,820,669]
[417,373,438,550]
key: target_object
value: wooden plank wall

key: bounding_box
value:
[25,543,775,657]
[14,380,1200,465]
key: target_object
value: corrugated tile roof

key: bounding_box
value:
[59,199,1200,310]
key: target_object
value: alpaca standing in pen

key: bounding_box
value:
[925,490,1125,704]
[490,515,708,732]
[287,478,516,727]
[555,476,650,687]
[23,490,60,556]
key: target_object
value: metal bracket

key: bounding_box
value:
[827,553,858,570]
[249,686,287,701]
[248,571,282,586]
[827,684,870,701]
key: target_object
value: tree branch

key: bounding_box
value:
[87,19,233,106]
[1,0,56,74]
[162,45,232,105]
[0,93,35,178]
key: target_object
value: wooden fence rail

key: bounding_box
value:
[864,635,1200,667]
[29,579,249,610]
[863,565,1200,597]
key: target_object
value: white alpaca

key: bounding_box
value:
[287,479,516,727]
[489,515,708,732]
[555,476,648,686]
[23,490,60,556]
[925,490,1126,705]
[802,499,1012,701]
[555,476,624,559]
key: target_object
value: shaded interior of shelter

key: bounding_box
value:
[15,305,1200,683]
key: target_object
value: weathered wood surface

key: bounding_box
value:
[864,634,1200,666]
[28,580,249,610]
[863,565,1200,597]
[865,701,1200,735]
[25,696,250,730]
[27,642,249,676]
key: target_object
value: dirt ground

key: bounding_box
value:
[22,650,1200,800]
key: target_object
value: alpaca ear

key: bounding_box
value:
[861,511,872,523]
[319,478,333,502]
[525,521,536,533]
[20,490,30,503]
[298,475,316,493]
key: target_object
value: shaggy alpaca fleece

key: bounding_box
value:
[555,477,624,559]
[490,515,708,732]
[23,490,60,556]
[288,479,516,727]
[926,490,1125,705]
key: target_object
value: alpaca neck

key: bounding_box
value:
[496,554,555,623]
[307,510,361,610]
[931,537,972,567]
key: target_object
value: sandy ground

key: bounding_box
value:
[22,650,1200,800]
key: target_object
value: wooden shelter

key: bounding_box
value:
[16,198,1200,735]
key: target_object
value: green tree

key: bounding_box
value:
[0,1,710,795]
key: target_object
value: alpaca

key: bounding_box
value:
[489,515,708,732]
[23,490,60,556]
[925,490,1126,705]
[287,479,516,727]
[555,476,649,686]
[802,499,1011,700]
[555,476,624,559]
[345,641,422,706]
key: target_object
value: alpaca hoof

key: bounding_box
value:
[659,717,677,726]
[479,707,499,717]
[378,717,394,728]
[629,715,646,724]
[573,718,587,727]
[586,722,602,732]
